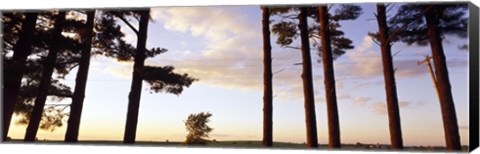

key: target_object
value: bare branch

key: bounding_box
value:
[284,45,301,50]
[273,68,286,75]
[370,36,381,46]
[392,50,402,57]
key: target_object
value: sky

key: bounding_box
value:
[7,3,470,147]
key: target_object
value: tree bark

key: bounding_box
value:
[123,9,150,144]
[65,10,96,142]
[298,7,318,148]
[318,6,341,148]
[424,6,461,151]
[3,12,38,141]
[24,11,66,142]
[262,6,273,147]
[376,4,404,149]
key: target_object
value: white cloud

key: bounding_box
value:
[147,6,265,92]
[337,36,382,78]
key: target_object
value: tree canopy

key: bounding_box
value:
[184,112,213,145]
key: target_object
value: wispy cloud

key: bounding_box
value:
[371,101,424,115]
[336,36,468,80]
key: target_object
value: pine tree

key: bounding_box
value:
[389,4,467,150]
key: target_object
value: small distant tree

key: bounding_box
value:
[184,112,213,145]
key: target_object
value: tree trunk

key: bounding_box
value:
[262,6,273,147]
[24,11,66,141]
[65,10,96,142]
[424,6,461,151]
[298,7,318,148]
[2,12,38,141]
[375,4,404,149]
[123,9,150,144]
[318,6,341,148]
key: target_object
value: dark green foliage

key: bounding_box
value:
[388,4,468,45]
[330,5,363,21]
[270,5,361,60]
[141,66,198,95]
[184,112,213,145]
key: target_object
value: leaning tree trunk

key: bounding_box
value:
[298,7,318,148]
[424,6,461,151]
[3,12,38,141]
[376,4,404,149]
[24,11,66,141]
[123,9,150,144]
[318,6,341,148]
[65,10,96,142]
[261,6,273,147]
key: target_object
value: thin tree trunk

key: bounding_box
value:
[123,9,150,144]
[65,10,96,142]
[3,12,38,141]
[298,7,318,148]
[24,11,66,141]
[376,4,403,149]
[424,6,461,151]
[318,6,341,148]
[262,6,273,147]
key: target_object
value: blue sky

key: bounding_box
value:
[8,3,470,146]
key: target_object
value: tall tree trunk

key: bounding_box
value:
[318,6,341,148]
[375,4,403,149]
[261,6,273,147]
[2,12,38,141]
[123,9,150,144]
[298,7,318,148]
[24,11,66,141]
[65,10,96,142]
[424,6,461,151]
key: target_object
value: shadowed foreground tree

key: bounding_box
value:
[390,4,467,150]
[2,11,95,138]
[261,6,273,147]
[2,12,38,141]
[3,10,133,140]
[298,7,318,148]
[371,4,404,149]
[184,112,213,145]
[317,5,361,148]
[65,10,96,142]
[24,11,67,142]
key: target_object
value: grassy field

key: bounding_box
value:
[4,139,469,152]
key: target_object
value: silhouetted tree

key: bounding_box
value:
[24,11,66,141]
[106,9,197,143]
[389,4,467,150]
[2,12,38,141]
[2,11,80,135]
[65,10,96,142]
[122,9,150,144]
[261,6,273,147]
[371,3,404,149]
[184,112,213,145]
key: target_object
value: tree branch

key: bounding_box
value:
[284,45,301,50]
[113,13,139,35]
[48,93,73,98]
